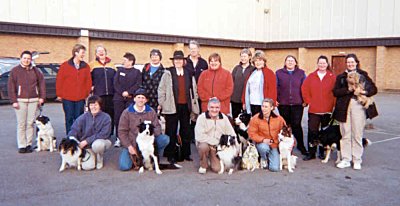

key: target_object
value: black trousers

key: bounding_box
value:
[250,104,261,117]
[231,101,243,119]
[164,104,191,160]
[307,113,331,153]
[114,98,133,138]
[100,95,114,136]
[278,105,306,153]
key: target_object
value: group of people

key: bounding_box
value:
[8,39,378,173]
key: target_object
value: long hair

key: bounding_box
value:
[283,55,299,70]
[345,53,361,69]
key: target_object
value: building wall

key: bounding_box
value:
[1,0,399,42]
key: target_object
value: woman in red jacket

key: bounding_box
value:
[301,55,336,160]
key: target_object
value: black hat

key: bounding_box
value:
[150,49,162,60]
[134,88,148,98]
[170,50,185,60]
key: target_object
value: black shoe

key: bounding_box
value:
[318,146,325,159]
[167,157,176,164]
[184,157,193,161]
[25,145,33,153]
[18,148,26,153]
[299,147,308,156]
[303,153,316,161]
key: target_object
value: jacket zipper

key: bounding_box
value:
[211,70,216,96]
[104,66,109,95]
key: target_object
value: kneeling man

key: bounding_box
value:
[68,95,112,169]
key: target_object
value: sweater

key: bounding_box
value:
[56,58,92,101]
[186,56,208,83]
[247,114,286,148]
[113,66,142,101]
[68,111,111,145]
[142,63,165,110]
[7,64,46,103]
[118,104,161,148]
[89,57,116,96]
[276,67,306,105]
[194,112,236,146]
[231,64,255,103]
[197,67,234,115]
[301,69,336,114]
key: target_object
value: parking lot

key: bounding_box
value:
[0,93,399,206]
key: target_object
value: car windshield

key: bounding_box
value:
[0,58,19,75]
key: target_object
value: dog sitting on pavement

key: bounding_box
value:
[278,125,297,173]
[241,142,260,171]
[35,115,56,152]
[58,136,96,172]
[216,135,241,175]
[234,112,252,156]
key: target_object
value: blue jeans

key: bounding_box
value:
[119,134,170,171]
[256,143,280,172]
[62,99,85,134]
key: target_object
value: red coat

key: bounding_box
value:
[56,59,92,101]
[242,66,277,104]
[301,69,336,114]
[197,67,233,115]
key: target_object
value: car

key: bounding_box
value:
[0,57,59,101]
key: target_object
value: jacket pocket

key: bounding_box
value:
[18,85,21,96]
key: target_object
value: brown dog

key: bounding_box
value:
[347,72,374,109]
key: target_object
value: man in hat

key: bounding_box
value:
[141,49,165,111]
[158,50,194,164]
[118,88,170,171]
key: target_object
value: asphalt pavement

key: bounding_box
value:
[0,93,399,206]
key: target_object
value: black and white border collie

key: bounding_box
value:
[234,112,252,156]
[136,121,163,174]
[58,136,95,172]
[216,135,241,175]
[35,115,56,152]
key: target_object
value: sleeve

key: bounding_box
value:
[217,71,234,101]
[7,69,17,103]
[85,66,93,96]
[36,68,46,99]
[128,70,142,95]
[224,117,236,136]
[247,117,264,143]
[157,72,168,109]
[152,111,162,137]
[56,65,65,98]
[194,115,208,143]
[362,72,378,97]
[68,115,84,138]
[113,69,123,95]
[118,110,134,148]
[266,70,277,103]
[333,74,353,98]
[85,114,111,144]
[197,72,211,102]
[301,77,311,104]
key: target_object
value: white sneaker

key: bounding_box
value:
[114,138,121,147]
[96,154,103,169]
[198,167,207,174]
[260,159,267,169]
[336,161,351,169]
[353,163,362,170]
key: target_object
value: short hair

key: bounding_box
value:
[72,44,86,57]
[317,55,331,71]
[95,45,107,55]
[20,50,32,58]
[207,97,220,107]
[240,48,252,57]
[345,53,361,69]
[208,53,221,64]
[188,40,200,48]
[252,50,267,66]
[87,95,103,110]
[258,98,278,119]
[123,52,136,66]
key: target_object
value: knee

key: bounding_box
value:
[119,149,132,171]
[269,165,280,172]
[91,140,106,153]
[257,143,270,154]
[156,134,170,148]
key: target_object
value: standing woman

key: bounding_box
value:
[230,48,255,119]
[198,53,233,115]
[301,56,336,160]
[242,50,276,116]
[113,52,142,147]
[158,50,194,163]
[276,55,307,155]
[8,51,46,153]
[333,54,377,170]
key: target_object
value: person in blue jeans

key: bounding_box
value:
[248,98,286,172]
[118,88,170,171]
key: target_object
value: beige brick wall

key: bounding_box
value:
[1,34,399,90]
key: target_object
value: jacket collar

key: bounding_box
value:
[205,111,223,119]
[68,58,87,69]
[127,103,152,113]
[95,56,111,66]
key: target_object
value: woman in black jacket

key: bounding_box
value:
[333,53,377,170]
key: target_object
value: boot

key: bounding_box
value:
[303,146,316,161]
[318,146,325,159]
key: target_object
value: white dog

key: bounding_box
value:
[278,126,297,173]
[35,115,56,152]
[136,121,162,175]
[58,136,96,172]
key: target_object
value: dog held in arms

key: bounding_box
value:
[317,122,370,163]
[133,121,181,175]
[216,135,241,175]
[35,115,56,152]
[347,72,374,109]
[58,136,96,172]
[278,125,298,173]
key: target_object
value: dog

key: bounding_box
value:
[317,122,371,163]
[35,115,56,152]
[216,135,241,175]
[58,136,96,172]
[234,112,252,155]
[136,121,163,174]
[347,72,374,109]
[278,125,297,173]
[241,142,260,171]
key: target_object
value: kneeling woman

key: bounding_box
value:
[248,98,286,172]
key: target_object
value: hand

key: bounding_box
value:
[275,101,280,107]
[12,102,19,110]
[128,145,137,156]
[263,138,272,145]
[302,103,308,107]
[91,86,94,91]
[38,98,44,106]
[122,91,129,97]
[56,97,62,102]
[79,140,88,149]
[242,104,246,110]
[157,105,161,112]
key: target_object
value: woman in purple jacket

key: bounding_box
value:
[276,55,307,156]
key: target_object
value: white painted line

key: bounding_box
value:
[371,136,400,144]
[365,130,398,136]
